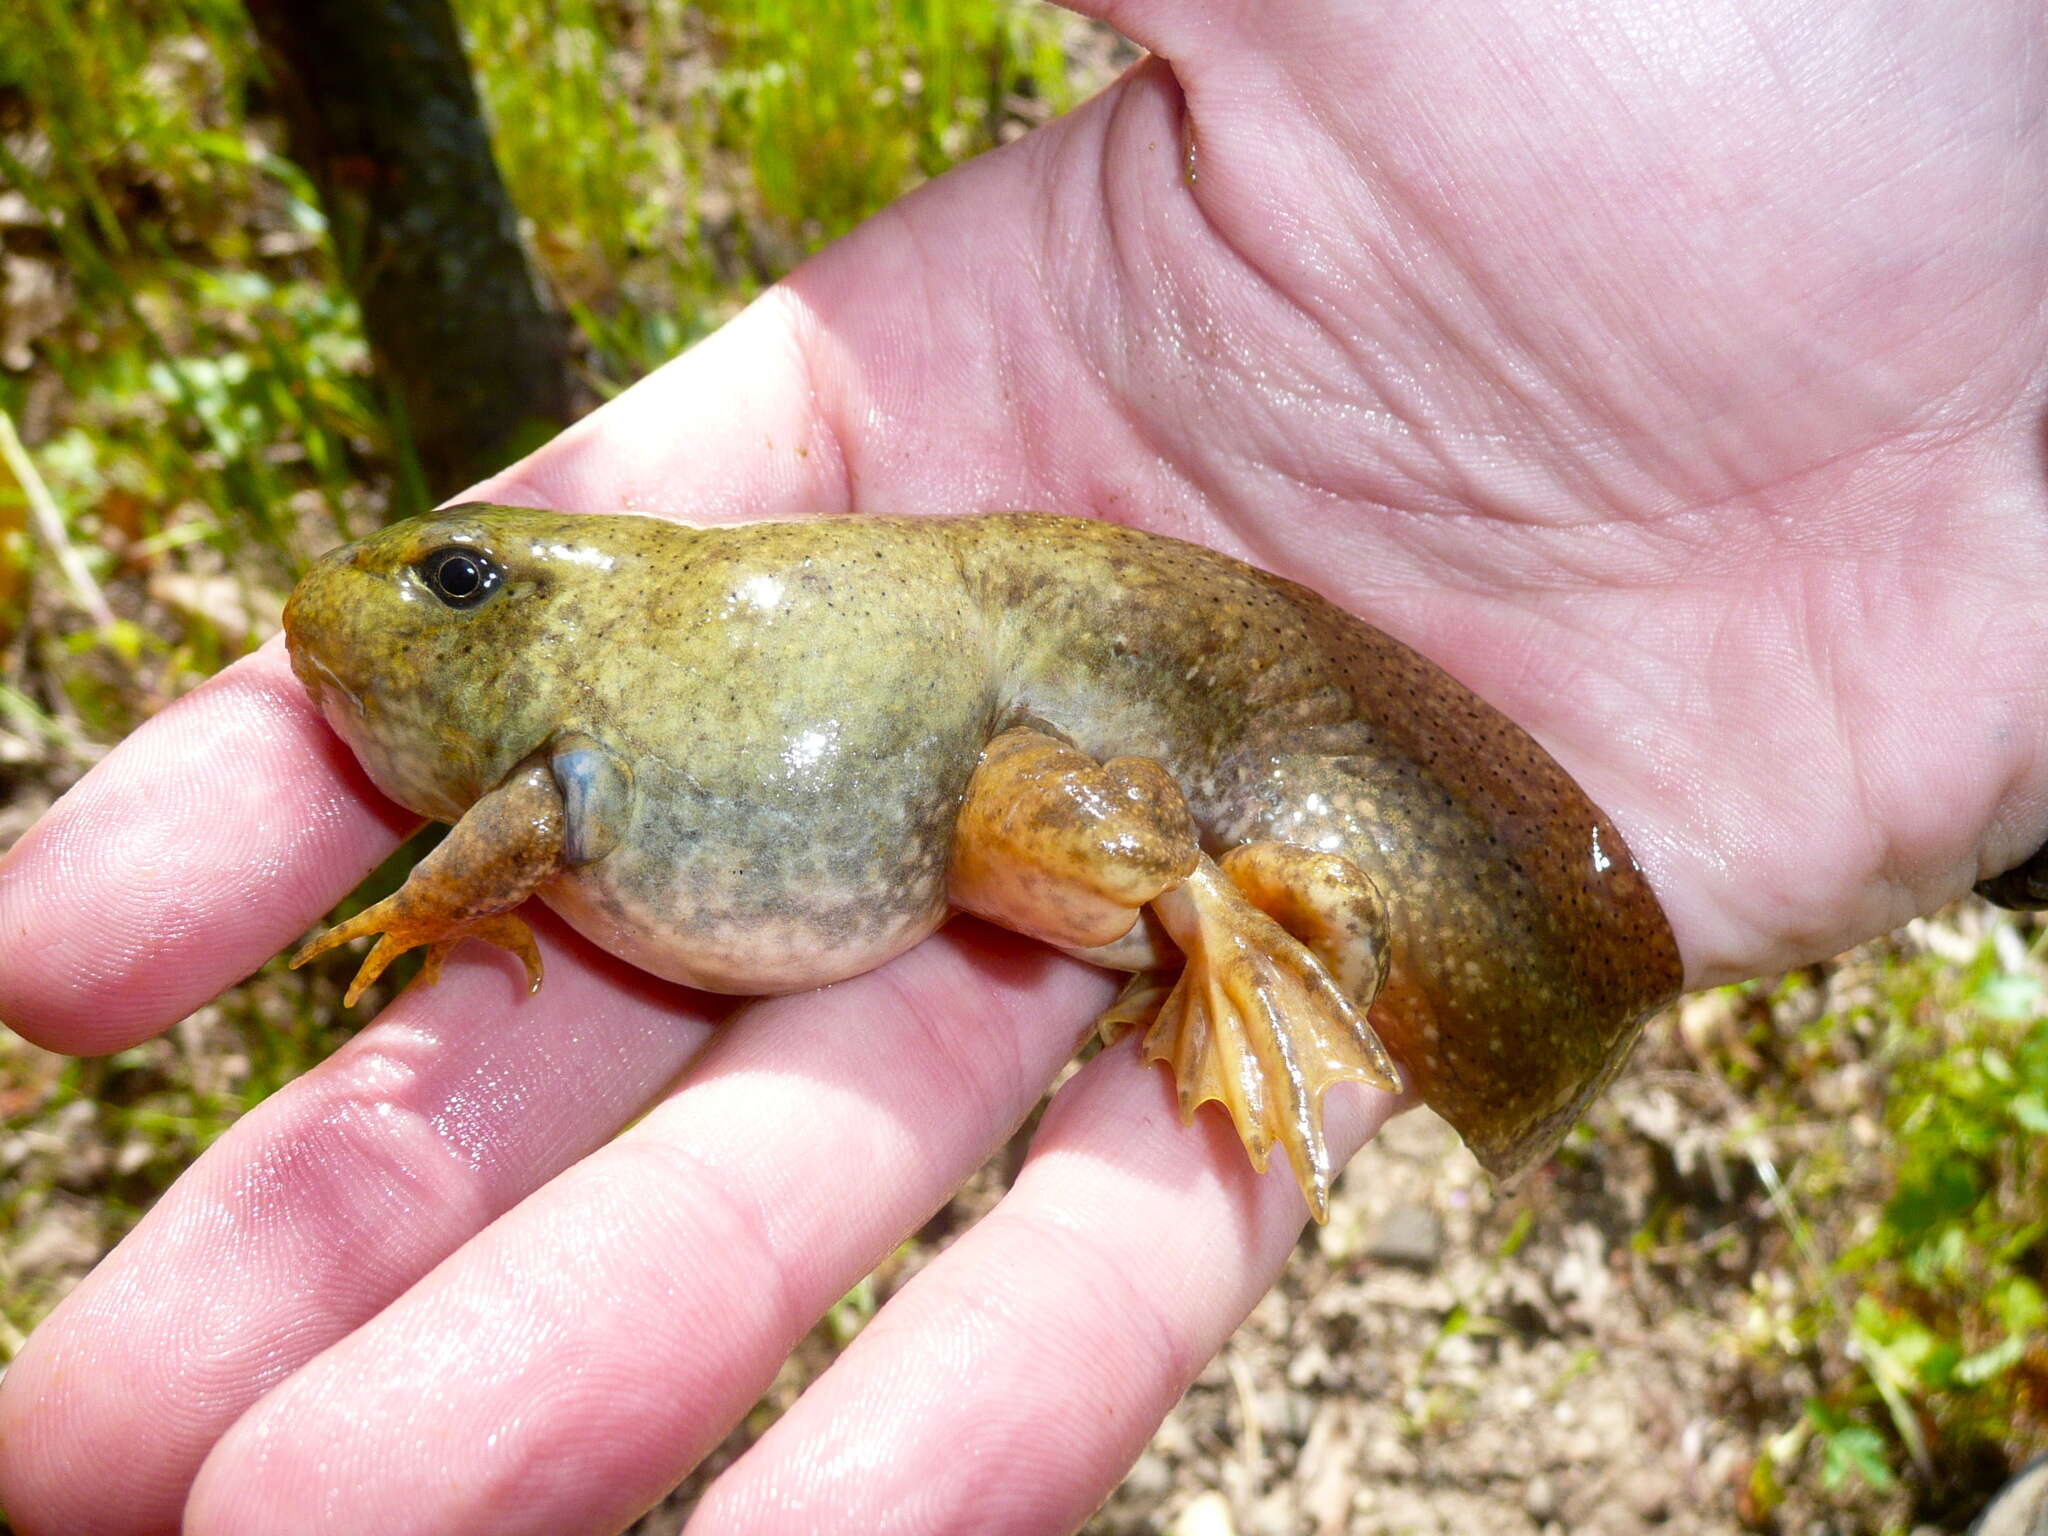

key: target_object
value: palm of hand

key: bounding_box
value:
[1,5,2042,1532]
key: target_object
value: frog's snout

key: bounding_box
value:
[283,543,360,707]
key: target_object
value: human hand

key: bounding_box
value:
[3,2,2044,1531]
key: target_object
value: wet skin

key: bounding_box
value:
[284,506,1682,1215]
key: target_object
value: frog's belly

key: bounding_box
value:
[533,766,963,998]
[538,864,951,994]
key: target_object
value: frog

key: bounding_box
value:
[282,506,1683,1219]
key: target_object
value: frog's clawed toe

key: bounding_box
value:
[291,898,543,1007]
[1105,851,1399,1221]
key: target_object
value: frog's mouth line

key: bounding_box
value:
[290,647,366,722]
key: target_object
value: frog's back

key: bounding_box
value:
[941,514,1680,1178]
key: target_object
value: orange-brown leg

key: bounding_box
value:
[948,728,1200,948]
[292,760,566,1006]
[949,728,1398,1219]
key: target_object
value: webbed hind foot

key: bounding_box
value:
[1106,845,1399,1220]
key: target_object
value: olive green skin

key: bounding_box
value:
[285,507,1680,1177]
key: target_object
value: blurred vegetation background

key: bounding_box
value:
[0,3,2042,1532]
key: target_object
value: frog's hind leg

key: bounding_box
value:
[948,728,1204,949]
[948,727,1398,1219]
[1120,845,1399,1220]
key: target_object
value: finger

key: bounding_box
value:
[0,913,716,1536]
[465,291,856,524]
[182,928,1118,1536]
[0,640,414,1054]
[688,1041,1400,1536]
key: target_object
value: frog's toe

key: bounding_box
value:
[340,931,415,1007]
[1142,854,1399,1221]
[289,901,395,978]
[405,913,541,1001]
[291,899,543,1006]
[1094,969,1176,1046]
[461,911,544,994]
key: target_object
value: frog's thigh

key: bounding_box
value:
[1125,842,1402,1223]
[947,727,1200,949]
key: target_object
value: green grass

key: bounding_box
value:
[1719,921,2048,1527]
[0,0,381,586]
[459,0,1078,388]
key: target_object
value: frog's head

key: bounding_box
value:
[285,504,617,820]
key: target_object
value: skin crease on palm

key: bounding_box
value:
[0,0,2045,1531]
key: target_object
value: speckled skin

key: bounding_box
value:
[284,507,1681,1181]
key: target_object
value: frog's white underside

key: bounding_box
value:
[537,867,950,995]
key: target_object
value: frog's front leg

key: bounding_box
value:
[948,728,1399,1220]
[292,739,625,1006]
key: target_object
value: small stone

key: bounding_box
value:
[1152,1414,1198,1459]
[1286,1338,1334,1389]
[1363,1203,1443,1271]
[1524,1474,1559,1522]
[1247,1490,1297,1536]
[1256,1387,1311,1443]
[57,1150,108,1188]
[52,1098,96,1137]
[1171,1490,1238,1536]
[1970,1456,2048,1536]
[1365,1433,1420,1478]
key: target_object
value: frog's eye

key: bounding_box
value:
[416,546,503,610]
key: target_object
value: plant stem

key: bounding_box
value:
[0,409,116,630]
